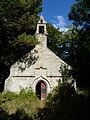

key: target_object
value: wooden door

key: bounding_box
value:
[41,81,46,99]
[36,81,46,100]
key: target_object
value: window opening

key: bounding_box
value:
[39,26,44,34]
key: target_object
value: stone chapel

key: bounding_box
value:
[4,16,68,100]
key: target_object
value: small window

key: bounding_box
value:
[39,26,44,33]
[41,19,43,23]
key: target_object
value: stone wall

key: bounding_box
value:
[4,16,67,96]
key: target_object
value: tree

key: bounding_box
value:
[47,23,64,56]
[0,0,42,65]
[57,26,79,62]
[0,0,42,44]
[0,0,42,91]
[68,0,90,88]
[68,0,90,27]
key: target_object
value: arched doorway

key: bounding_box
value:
[36,80,47,100]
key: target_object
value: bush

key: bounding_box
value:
[38,83,89,120]
[0,85,89,120]
[0,89,40,120]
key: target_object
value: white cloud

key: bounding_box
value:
[52,15,68,32]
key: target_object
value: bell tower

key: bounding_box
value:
[36,16,48,47]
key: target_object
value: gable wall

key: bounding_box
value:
[4,16,67,95]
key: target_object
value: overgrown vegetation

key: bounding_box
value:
[37,83,90,120]
[0,90,40,120]
[0,84,89,120]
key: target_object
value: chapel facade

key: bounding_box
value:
[4,16,67,100]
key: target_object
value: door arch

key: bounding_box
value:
[36,80,47,100]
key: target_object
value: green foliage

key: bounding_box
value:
[57,26,80,67]
[0,0,42,66]
[0,0,42,35]
[59,64,72,83]
[68,0,90,88]
[0,0,42,91]
[0,108,33,120]
[17,33,38,46]
[63,26,79,43]
[0,85,89,120]
[38,83,89,120]
[0,90,40,120]
[47,23,63,55]
[68,0,90,26]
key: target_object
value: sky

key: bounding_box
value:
[41,0,76,31]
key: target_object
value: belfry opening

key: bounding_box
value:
[39,26,44,33]
[36,80,47,100]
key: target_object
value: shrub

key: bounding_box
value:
[38,83,89,120]
[0,89,40,120]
